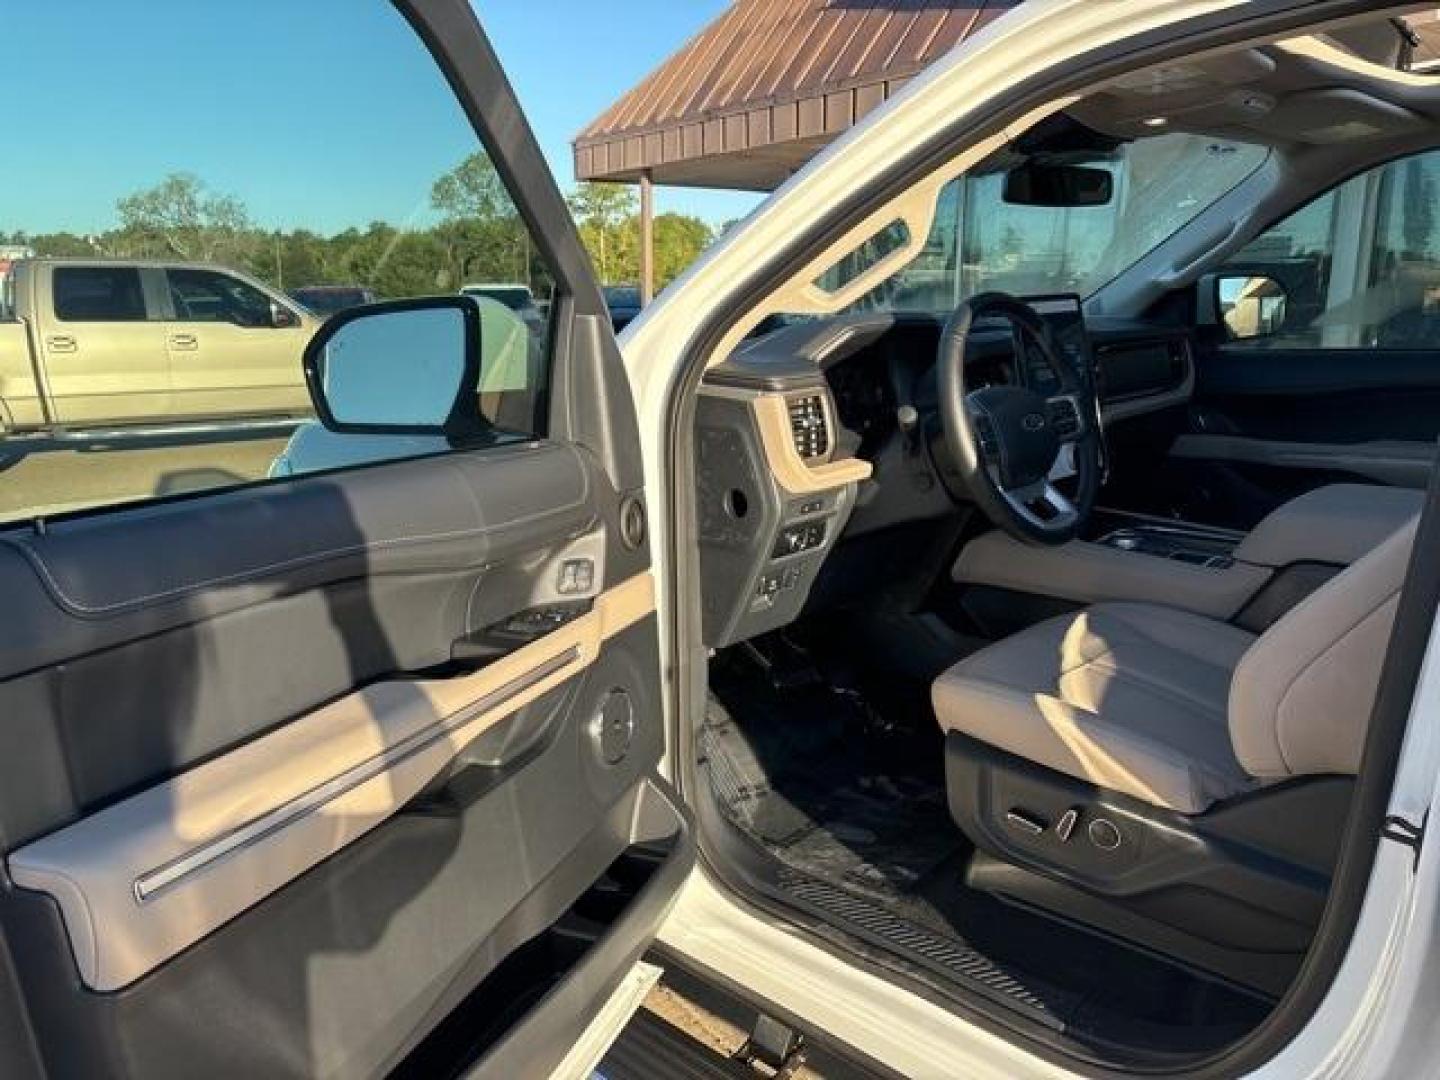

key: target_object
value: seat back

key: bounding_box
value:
[1229,517,1419,780]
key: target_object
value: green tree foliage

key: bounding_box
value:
[567,183,638,283]
[10,167,714,302]
[431,153,544,291]
[566,184,713,289]
[431,152,512,222]
[652,212,713,289]
[115,173,252,263]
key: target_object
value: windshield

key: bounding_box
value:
[849,133,1268,313]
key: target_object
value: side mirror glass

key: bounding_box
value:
[1003,163,1114,207]
[302,296,482,436]
[1218,274,1288,340]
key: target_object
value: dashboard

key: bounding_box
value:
[694,295,1195,647]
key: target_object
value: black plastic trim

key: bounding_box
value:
[461,778,694,1080]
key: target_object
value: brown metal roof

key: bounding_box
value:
[574,1,1016,192]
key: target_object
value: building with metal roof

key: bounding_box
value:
[575,1,1013,194]
[576,3,1440,300]
[574,1,1014,300]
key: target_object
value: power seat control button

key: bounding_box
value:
[1055,808,1079,843]
[1088,818,1122,851]
[1005,809,1046,836]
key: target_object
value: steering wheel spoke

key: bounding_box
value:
[1045,394,1086,444]
[1000,479,1079,533]
[965,394,1003,463]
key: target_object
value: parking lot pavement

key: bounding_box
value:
[0,424,298,523]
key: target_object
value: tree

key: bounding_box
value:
[21,232,94,257]
[651,213,713,289]
[568,183,638,283]
[431,152,533,288]
[431,152,512,222]
[115,173,251,262]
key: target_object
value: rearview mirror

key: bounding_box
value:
[1003,163,1114,207]
[302,296,483,437]
[1217,274,1288,340]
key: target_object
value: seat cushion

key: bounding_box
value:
[933,603,1258,813]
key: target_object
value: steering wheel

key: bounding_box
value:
[937,292,1100,546]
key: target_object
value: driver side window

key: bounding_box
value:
[1218,148,1440,350]
[168,268,276,327]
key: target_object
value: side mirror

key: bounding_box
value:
[302,295,483,437]
[1217,274,1288,340]
[270,300,301,329]
[1003,163,1113,208]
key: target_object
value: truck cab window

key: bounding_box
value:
[1219,148,1440,350]
[168,268,278,327]
[53,267,148,322]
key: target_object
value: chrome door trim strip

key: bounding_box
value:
[132,646,582,904]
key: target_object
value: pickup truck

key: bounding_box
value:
[0,258,319,432]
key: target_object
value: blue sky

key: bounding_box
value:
[478,0,762,226]
[3,0,761,237]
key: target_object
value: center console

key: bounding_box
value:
[955,483,1424,625]
[1093,516,1244,569]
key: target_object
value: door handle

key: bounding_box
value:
[46,335,77,353]
[168,334,198,351]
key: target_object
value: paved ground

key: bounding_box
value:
[0,424,296,522]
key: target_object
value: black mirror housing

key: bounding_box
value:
[1003,163,1114,208]
[301,295,484,438]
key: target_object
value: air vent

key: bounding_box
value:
[786,393,830,461]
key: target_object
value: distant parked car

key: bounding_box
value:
[459,282,545,335]
[603,284,643,332]
[288,285,379,318]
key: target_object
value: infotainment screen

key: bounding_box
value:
[1021,293,1090,394]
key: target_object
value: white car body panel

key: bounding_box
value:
[618,0,1440,1075]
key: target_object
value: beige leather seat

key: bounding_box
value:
[933,519,1418,815]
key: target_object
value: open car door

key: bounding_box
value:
[0,3,691,1077]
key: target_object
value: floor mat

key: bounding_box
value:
[703,642,1272,1055]
[702,667,961,905]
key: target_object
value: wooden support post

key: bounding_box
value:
[639,170,655,305]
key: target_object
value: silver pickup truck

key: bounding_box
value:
[0,258,319,432]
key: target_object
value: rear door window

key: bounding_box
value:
[53,266,148,322]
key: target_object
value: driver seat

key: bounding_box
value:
[934,519,1415,814]
[932,519,1416,991]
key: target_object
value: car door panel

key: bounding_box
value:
[42,264,171,426]
[0,440,680,1077]
[3,2,687,1076]
[1159,345,1440,526]
[163,267,313,421]
[165,321,314,419]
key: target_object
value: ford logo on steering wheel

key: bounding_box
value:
[1021,412,1046,433]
